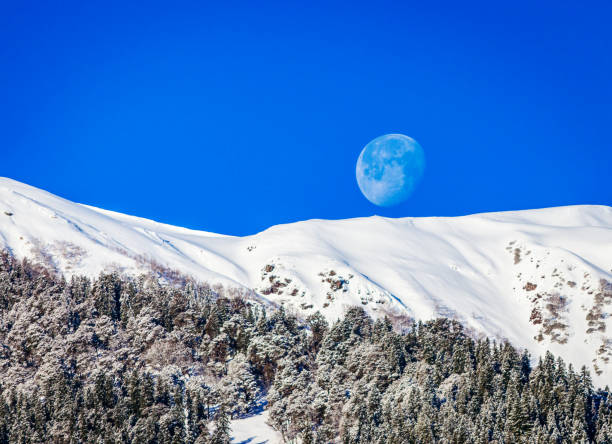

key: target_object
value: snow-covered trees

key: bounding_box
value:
[0,250,610,443]
[266,307,612,443]
[221,353,260,417]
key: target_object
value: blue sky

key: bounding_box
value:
[1,1,610,235]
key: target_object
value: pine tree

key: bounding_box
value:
[210,404,231,444]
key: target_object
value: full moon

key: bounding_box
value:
[356,134,426,207]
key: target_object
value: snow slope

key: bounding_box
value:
[231,410,282,444]
[0,177,611,383]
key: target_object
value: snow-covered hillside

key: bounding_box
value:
[0,177,611,383]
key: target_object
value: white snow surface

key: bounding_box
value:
[231,410,282,443]
[1,177,611,383]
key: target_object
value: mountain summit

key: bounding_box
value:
[1,177,611,382]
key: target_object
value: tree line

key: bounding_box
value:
[0,251,610,443]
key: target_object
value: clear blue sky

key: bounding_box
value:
[1,1,610,235]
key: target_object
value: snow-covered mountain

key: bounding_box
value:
[1,177,611,383]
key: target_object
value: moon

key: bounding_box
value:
[356,134,426,207]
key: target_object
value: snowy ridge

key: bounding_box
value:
[0,177,611,383]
